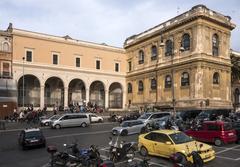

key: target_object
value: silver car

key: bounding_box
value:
[40,115,60,126]
[112,120,146,136]
[137,112,170,128]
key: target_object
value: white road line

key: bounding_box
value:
[216,155,239,161]
[215,145,240,154]
[46,130,110,139]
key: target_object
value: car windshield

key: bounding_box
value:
[169,132,193,144]
[120,122,130,127]
[25,131,42,138]
[139,113,151,119]
[224,123,233,131]
[50,115,61,120]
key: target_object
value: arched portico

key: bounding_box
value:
[109,82,123,109]
[89,81,105,107]
[68,79,86,106]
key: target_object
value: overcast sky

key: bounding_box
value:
[0,0,239,51]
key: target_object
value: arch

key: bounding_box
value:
[181,72,190,86]
[128,83,132,93]
[109,82,123,109]
[212,33,219,56]
[165,75,172,88]
[151,45,158,60]
[89,80,105,107]
[235,88,240,105]
[44,76,64,107]
[18,74,40,107]
[138,80,144,92]
[165,39,173,56]
[181,33,190,51]
[68,78,86,106]
[213,72,220,84]
[138,50,144,64]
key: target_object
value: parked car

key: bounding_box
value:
[138,112,170,128]
[117,111,140,123]
[112,120,146,136]
[177,110,202,121]
[50,113,90,129]
[40,115,60,126]
[185,121,237,146]
[153,115,183,130]
[18,128,46,150]
[138,130,215,163]
[87,113,103,123]
[196,109,231,121]
[231,121,240,143]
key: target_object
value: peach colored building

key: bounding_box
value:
[10,27,126,110]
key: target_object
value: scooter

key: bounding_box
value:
[108,136,137,162]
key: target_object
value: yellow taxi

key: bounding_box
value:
[138,130,215,163]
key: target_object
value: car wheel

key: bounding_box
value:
[175,153,187,164]
[98,119,103,123]
[140,146,148,156]
[121,130,128,136]
[81,122,87,128]
[55,124,61,129]
[146,123,151,129]
[214,138,223,146]
[45,122,49,126]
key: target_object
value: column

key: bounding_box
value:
[64,87,68,108]
[122,89,126,109]
[105,89,109,109]
[86,88,90,103]
[40,85,44,109]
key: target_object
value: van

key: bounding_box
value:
[51,113,90,129]
[138,112,170,128]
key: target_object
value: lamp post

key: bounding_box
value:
[22,57,25,110]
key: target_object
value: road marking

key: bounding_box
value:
[216,155,239,161]
[215,145,240,154]
[46,130,110,139]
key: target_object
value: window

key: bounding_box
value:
[151,78,157,90]
[213,72,220,84]
[2,42,9,52]
[181,33,190,51]
[212,34,219,56]
[128,83,132,93]
[115,63,119,72]
[26,50,32,62]
[165,40,173,56]
[128,61,132,72]
[96,60,100,69]
[2,62,10,77]
[53,54,58,65]
[165,75,172,88]
[138,80,144,92]
[138,50,144,64]
[76,57,80,67]
[151,45,158,60]
[207,124,221,131]
[181,72,190,86]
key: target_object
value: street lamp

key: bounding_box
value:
[22,57,25,110]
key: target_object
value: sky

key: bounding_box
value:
[0,0,239,51]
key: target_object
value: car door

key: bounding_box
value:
[153,133,174,157]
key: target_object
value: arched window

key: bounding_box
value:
[151,45,158,60]
[235,88,240,104]
[181,72,190,86]
[138,80,144,92]
[2,42,9,52]
[181,33,190,51]
[165,40,173,56]
[138,50,144,64]
[165,75,172,88]
[213,72,220,84]
[151,78,157,90]
[127,83,132,93]
[212,34,219,56]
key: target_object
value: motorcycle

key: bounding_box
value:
[127,153,150,167]
[108,136,137,162]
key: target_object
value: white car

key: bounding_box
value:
[88,113,104,123]
[40,115,60,126]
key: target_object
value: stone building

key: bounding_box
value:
[125,5,235,111]
[9,26,126,110]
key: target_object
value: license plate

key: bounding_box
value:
[228,133,234,136]
[30,139,38,143]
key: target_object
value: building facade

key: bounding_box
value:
[10,28,126,110]
[125,5,235,111]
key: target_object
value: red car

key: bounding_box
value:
[185,121,237,146]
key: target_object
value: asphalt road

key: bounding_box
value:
[0,122,240,167]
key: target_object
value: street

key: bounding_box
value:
[0,122,240,167]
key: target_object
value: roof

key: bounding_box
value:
[24,128,41,133]
[151,129,181,135]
